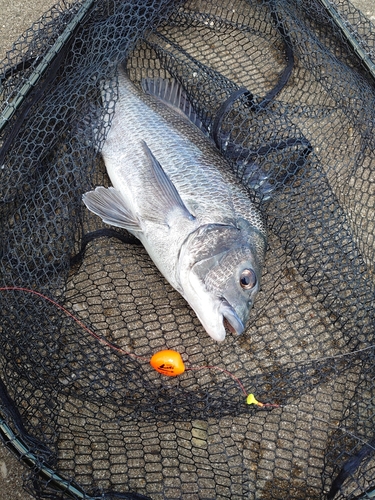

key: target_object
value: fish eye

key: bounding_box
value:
[239,269,257,290]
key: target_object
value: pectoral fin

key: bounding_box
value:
[82,186,141,232]
[83,143,194,231]
[140,141,195,225]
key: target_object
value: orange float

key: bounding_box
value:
[150,350,185,376]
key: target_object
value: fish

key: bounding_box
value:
[82,64,267,342]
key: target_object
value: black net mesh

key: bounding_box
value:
[0,0,375,498]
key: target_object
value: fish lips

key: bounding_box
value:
[178,223,264,341]
[189,258,256,340]
[180,267,245,342]
[220,298,246,336]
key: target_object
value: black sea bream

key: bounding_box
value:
[83,65,267,341]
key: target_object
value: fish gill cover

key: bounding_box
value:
[0,0,374,498]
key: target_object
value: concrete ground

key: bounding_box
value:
[0,1,374,499]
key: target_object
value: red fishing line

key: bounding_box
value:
[0,286,276,406]
[0,286,149,362]
[185,365,248,396]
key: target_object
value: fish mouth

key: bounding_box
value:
[219,299,245,336]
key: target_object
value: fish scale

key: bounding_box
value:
[103,71,240,225]
[83,64,267,341]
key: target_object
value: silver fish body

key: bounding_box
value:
[83,66,267,342]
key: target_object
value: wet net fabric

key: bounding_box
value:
[0,0,375,498]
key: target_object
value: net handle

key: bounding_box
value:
[0,0,96,135]
[319,0,375,81]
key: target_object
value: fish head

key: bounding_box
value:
[177,221,266,342]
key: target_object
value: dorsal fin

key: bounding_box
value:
[141,77,208,134]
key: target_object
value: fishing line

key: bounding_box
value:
[184,364,248,397]
[0,286,153,500]
[0,286,150,364]
[0,286,268,403]
[1,286,373,410]
[1,286,374,498]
